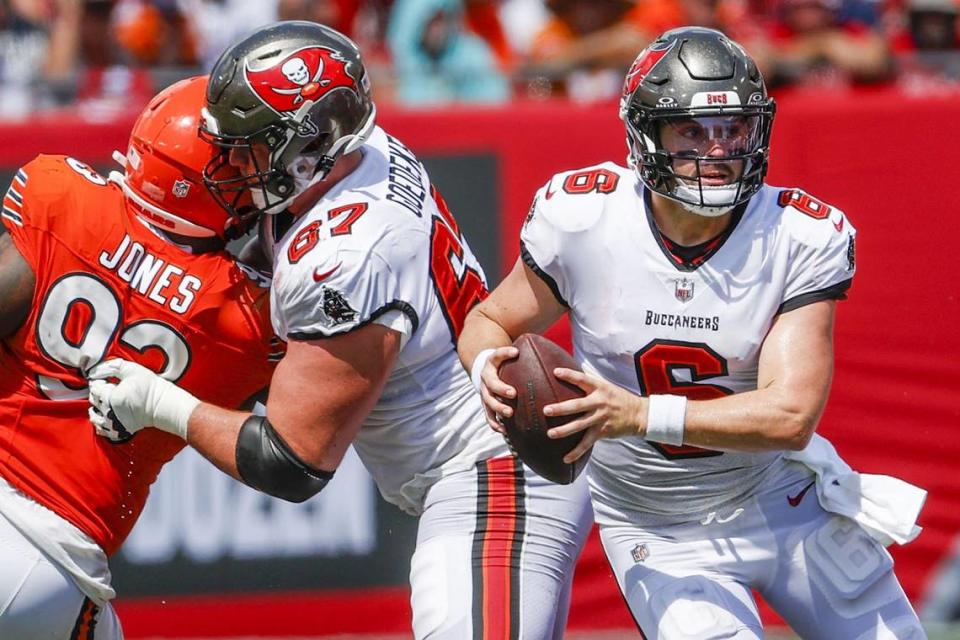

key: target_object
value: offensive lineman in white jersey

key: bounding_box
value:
[459,27,926,639]
[86,21,592,639]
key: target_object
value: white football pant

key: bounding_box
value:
[410,456,593,639]
[0,511,122,639]
[600,468,925,639]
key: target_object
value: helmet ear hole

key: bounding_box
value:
[274,175,295,196]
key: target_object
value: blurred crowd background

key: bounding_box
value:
[1,0,960,119]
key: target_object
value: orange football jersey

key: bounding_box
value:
[0,155,280,555]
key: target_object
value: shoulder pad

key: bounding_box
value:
[22,154,110,195]
[775,187,853,247]
[5,156,64,230]
[534,162,629,233]
[10,155,112,224]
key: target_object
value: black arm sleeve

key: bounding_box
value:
[235,415,333,503]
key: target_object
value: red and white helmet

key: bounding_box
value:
[110,75,254,241]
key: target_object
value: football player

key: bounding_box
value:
[0,77,278,638]
[458,27,927,640]
[86,22,592,640]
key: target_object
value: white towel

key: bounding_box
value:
[784,433,927,546]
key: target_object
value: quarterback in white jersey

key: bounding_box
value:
[460,27,925,639]
[87,22,591,639]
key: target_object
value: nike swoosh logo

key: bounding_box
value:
[787,480,816,507]
[312,263,340,283]
[544,183,556,200]
[833,216,844,232]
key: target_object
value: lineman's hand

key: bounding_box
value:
[87,359,199,442]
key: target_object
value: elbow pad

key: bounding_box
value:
[235,415,333,503]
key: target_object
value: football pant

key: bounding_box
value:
[410,456,593,639]
[600,467,924,640]
[0,511,122,639]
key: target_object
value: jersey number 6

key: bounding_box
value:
[634,339,732,459]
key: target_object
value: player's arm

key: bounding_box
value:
[188,323,400,481]
[549,300,835,460]
[458,256,567,429]
[673,299,834,451]
[89,322,400,502]
[0,230,36,339]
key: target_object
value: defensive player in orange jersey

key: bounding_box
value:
[0,76,279,639]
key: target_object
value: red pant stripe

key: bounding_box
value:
[70,597,100,640]
[472,457,526,640]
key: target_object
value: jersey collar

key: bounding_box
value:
[642,186,748,272]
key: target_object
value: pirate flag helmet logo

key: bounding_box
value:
[244,46,360,115]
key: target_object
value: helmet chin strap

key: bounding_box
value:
[678,201,735,218]
[258,155,324,216]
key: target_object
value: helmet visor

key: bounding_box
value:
[661,115,762,165]
[657,115,765,195]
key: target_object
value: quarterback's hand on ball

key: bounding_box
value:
[478,346,520,434]
[543,368,645,463]
[87,358,200,441]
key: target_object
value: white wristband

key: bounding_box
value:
[471,348,496,392]
[154,382,200,440]
[645,394,687,446]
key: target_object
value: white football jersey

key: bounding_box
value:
[521,162,856,522]
[264,126,506,515]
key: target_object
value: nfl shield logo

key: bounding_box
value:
[631,543,649,563]
[674,277,694,303]
[172,179,190,199]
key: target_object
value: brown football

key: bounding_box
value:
[497,333,591,484]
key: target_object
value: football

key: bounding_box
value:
[497,333,591,484]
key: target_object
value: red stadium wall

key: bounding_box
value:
[1,88,957,635]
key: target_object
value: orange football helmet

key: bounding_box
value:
[110,75,253,241]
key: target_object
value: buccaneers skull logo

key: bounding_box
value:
[245,46,359,114]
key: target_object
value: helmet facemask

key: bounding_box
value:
[109,75,260,248]
[625,106,775,217]
[200,116,298,217]
[200,104,376,217]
